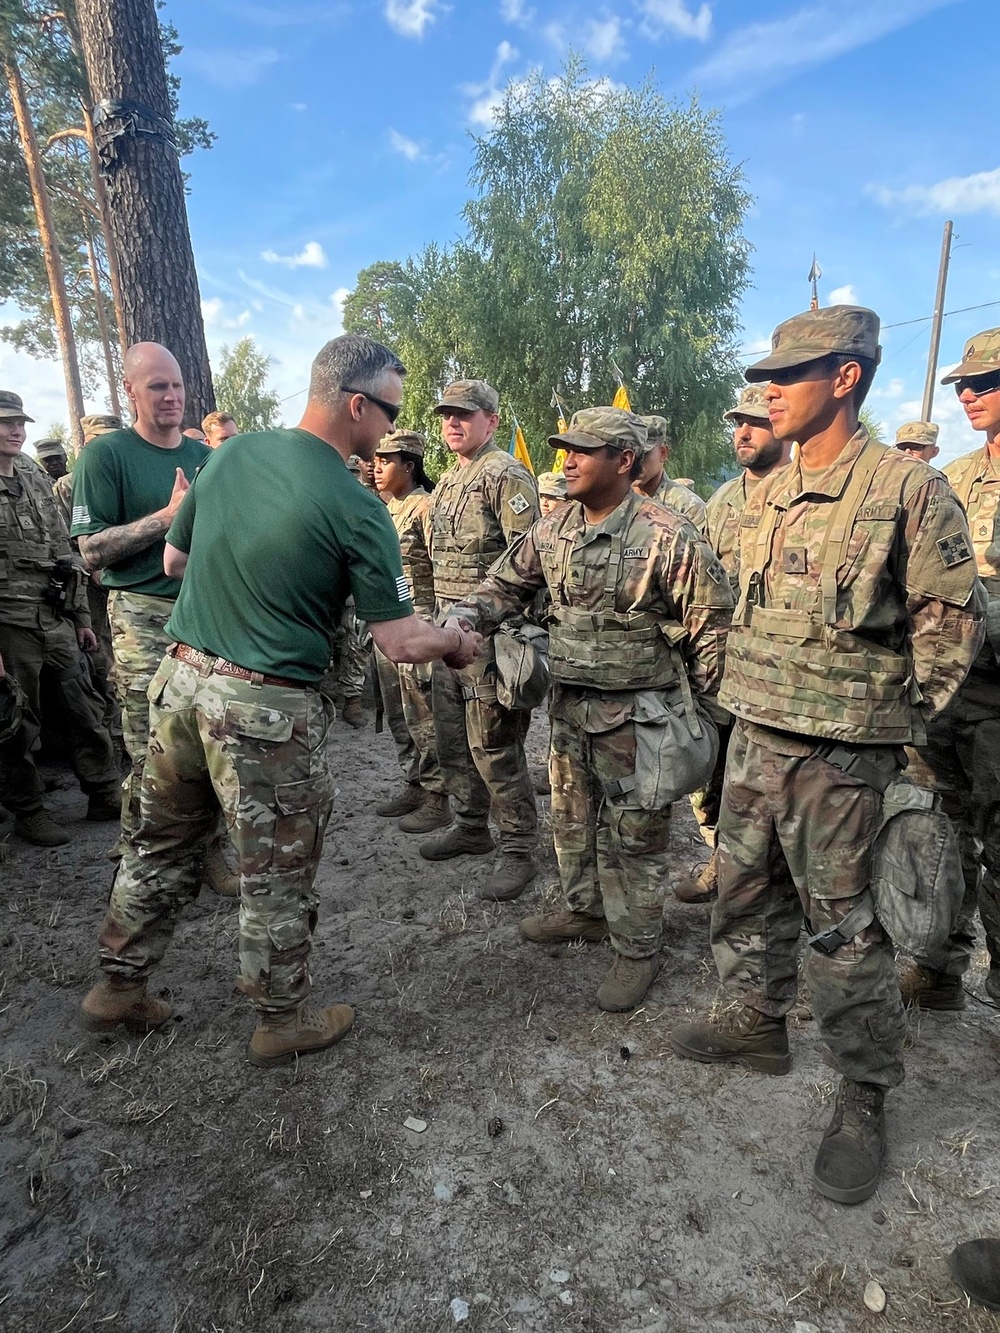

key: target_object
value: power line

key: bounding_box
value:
[736,298,1000,359]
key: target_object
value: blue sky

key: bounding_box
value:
[5,0,999,465]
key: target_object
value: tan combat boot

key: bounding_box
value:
[341,697,365,728]
[597,955,662,1012]
[519,909,610,944]
[670,1006,791,1075]
[80,977,172,1033]
[203,840,240,898]
[673,849,719,904]
[398,792,451,834]
[419,824,493,861]
[897,960,965,1011]
[15,809,70,847]
[813,1078,886,1204]
[248,1002,355,1068]
[482,854,536,902]
[375,783,423,818]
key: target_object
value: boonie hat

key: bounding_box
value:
[80,413,123,435]
[940,327,1000,384]
[33,438,67,460]
[724,384,771,423]
[434,379,499,414]
[536,471,568,500]
[377,429,426,457]
[0,390,34,422]
[745,305,882,382]
[895,421,939,450]
[549,406,648,453]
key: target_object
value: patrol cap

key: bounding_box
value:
[640,415,669,448]
[895,420,939,450]
[745,305,882,382]
[433,379,499,414]
[80,413,123,435]
[549,406,648,453]
[536,470,568,500]
[0,390,34,422]
[376,429,426,458]
[724,383,771,423]
[347,454,362,474]
[33,438,66,460]
[940,327,1000,384]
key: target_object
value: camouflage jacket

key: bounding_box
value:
[387,487,434,618]
[425,440,539,607]
[636,474,708,535]
[706,468,790,594]
[1,459,89,629]
[52,469,73,534]
[449,491,733,729]
[720,429,985,747]
[942,445,1000,684]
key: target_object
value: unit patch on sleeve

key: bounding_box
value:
[508,493,530,516]
[936,532,973,568]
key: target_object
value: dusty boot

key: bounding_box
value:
[897,960,965,1011]
[248,1002,355,1068]
[15,809,70,847]
[203,841,240,898]
[419,824,493,862]
[80,977,172,1033]
[520,909,610,944]
[986,968,1000,1003]
[398,792,451,834]
[482,853,536,902]
[670,1006,791,1075]
[674,850,719,904]
[86,791,122,822]
[375,783,423,818]
[597,955,662,1012]
[813,1078,886,1205]
[341,697,365,729]
[948,1239,1000,1311]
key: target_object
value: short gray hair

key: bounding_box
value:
[309,334,406,407]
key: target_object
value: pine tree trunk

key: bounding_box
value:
[74,0,215,423]
[4,53,86,450]
[83,214,123,418]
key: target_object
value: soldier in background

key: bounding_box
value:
[676,384,792,904]
[894,420,940,465]
[201,411,238,449]
[537,470,569,516]
[670,306,984,1205]
[634,415,707,533]
[34,438,69,481]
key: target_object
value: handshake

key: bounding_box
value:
[441,616,484,670]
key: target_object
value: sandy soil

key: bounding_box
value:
[2,710,1000,1333]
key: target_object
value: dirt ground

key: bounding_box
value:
[2,710,1000,1333]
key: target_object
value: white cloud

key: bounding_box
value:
[583,16,626,62]
[183,46,280,89]
[638,0,712,41]
[500,0,533,23]
[388,127,424,161]
[385,0,441,38]
[289,101,307,112]
[260,240,329,269]
[201,297,223,326]
[331,288,350,318]
[869,166,1000,218]
[828,284,857,305]
[462,41,520,126]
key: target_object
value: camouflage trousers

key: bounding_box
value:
[336,599,370,700]
[550,714,670,958]
[713,722,905,1089]
[0,615,118,813]
[98,653,335,1014]
[689,717,734,849]
[375,648,445,792]
[431,635,537,855]
[904,679,1000,973]
[87,579,122,742]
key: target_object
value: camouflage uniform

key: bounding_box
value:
[712,308,984,1089]
[895,420,940,457]
[636,415,708,533]
[98,652,334,1013]
[450,408,733,956]
[426,381,540,855]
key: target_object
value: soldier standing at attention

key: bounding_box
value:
[670,306,984,1205]
[445,407,731,1009]
[899,330,1000,1009]
[893,420,940,466]
[634,415,707,533]
[421,379,541,902]
[676,384,792,905]
[372,429,450,834]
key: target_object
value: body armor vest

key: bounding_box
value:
[430,449,509,603]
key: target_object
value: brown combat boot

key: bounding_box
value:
[482,853,536,902]
[670,1006,791,1075]
[597,955,662,1012]
[897,960,965,1011]
[813,1078,886,1205]
[398,792,451,834]
[519,909,610,944]
[375,783,423,818]
[341,697,365,729]
[203,840,240,898]
[419,824,493,861]
[248,1002,355,1068]
[15,809,70,847]
[673,850,719,904]
[80,977,172,1033]
[86,790,122,822]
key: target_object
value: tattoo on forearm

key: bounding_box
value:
[78,512,169,570]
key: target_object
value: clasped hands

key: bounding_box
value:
[442,616,484,669]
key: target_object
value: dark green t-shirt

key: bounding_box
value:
[70,427,211,598]
[164,428,413,682]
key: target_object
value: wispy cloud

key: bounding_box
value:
[385,0,442,38]
[388,127,425,161]
[260,241,329,269]
[583,16,626,62]
[869,167,1000,218]
[828,284,857,305]
[462,40,520,126]
[499,0,534,24]
[638,0,712,42]
[183,46,280,88]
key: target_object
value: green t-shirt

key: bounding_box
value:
[70,427,211,598]
[164,428,413,682]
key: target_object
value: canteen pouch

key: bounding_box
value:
[494,623,551,712]
[623,689,719,811]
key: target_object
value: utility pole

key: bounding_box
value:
[921,221,953,422]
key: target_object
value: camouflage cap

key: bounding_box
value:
[433,379,499,414]
[895,420,939,450]
[724,383,771,423]
[745,305,882,382]
[0,390,33,422]
[80,413,123,435]
[549,406,648,453]
[347,454,362,475]
[640,415,669,449]
[940,327,1000,384]
[376,429,426,458]
[33,437,66,460]
[536,470,568,500]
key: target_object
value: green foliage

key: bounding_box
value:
[859,406,887,445]
[343,58,753,486]
[214,336,281,433]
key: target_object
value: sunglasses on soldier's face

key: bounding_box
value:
[340,385,401,425]
[954,371,1000,398]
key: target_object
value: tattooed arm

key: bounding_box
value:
[78,468,189,570]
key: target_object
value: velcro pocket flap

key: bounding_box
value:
[224,700,294,743]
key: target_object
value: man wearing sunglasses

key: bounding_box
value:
[900,330,1000,1012]
[894,419,940,465]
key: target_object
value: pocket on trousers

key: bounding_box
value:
[224,700,295,743]
[270,774,334,871]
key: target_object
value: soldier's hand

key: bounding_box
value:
[77,627,98,653]
[442,627,483,669]
[163,468,190,521]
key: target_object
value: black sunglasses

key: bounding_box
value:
[340,385,401,425]
[954,371,1000,398]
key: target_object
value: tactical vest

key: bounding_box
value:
[430,449,509,602]
[0,471,58,604]
[723,440,918,745]
[387,487,433,612]
[543,500,684,690]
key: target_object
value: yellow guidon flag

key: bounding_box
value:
[508,414,535,475]
[550,389,570,473]
[612,383,632,412]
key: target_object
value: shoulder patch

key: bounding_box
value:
[706,558,726,584]
[508,493,530,516]
[936,532,973,568]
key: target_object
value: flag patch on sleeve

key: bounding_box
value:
[396,576,411,602]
